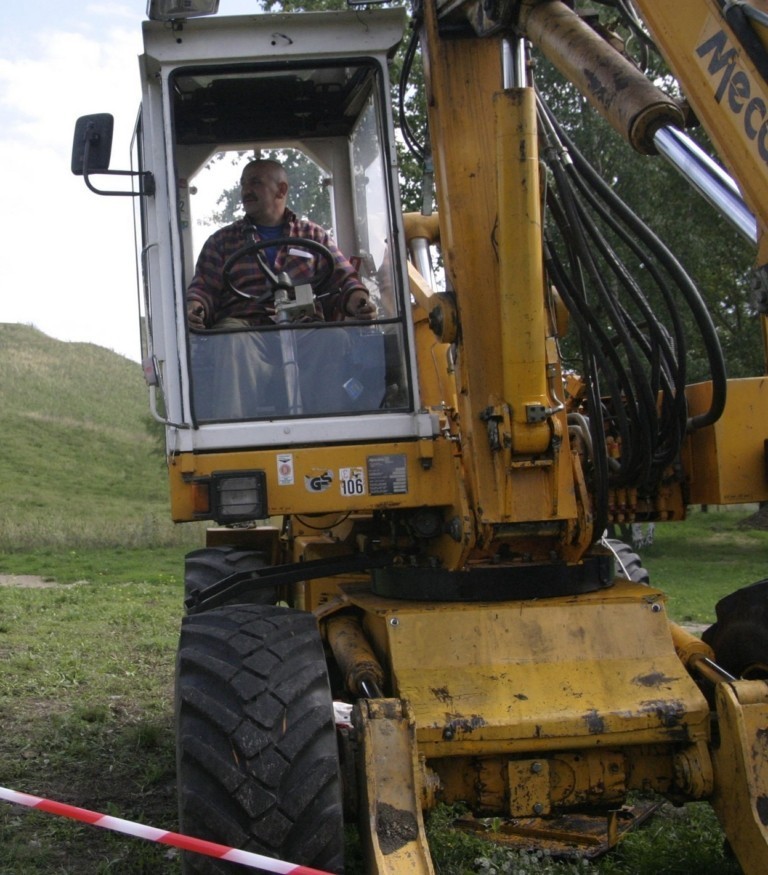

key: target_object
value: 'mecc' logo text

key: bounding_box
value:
[696,27,768,164]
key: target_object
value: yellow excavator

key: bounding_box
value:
[72,0,768,872]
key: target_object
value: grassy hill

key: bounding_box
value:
[0,323,179,549]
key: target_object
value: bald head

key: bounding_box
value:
[240,159,289,225]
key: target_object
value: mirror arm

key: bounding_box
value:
[83,167,155,197]
[82,136,155,197]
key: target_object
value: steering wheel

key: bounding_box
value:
[222,236,336,302]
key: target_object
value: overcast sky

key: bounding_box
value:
[0,1,262,362]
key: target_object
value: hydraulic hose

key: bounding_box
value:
[535,85,729,515]
[540,97,728,433]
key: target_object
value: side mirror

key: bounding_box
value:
[71,113,114,175]
[71,113,154,197]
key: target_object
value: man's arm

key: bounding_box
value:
[187,301,207,328]
[339,286,376,320]
[186,232,228,328]
[297,219,376,320]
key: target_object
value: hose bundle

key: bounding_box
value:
[536,90,727,531]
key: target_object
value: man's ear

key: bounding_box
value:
[276,180,289,199]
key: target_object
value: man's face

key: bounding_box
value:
[240,165,282,224]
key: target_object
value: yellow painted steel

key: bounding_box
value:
[346,580,711,758]
[669,620,716,667]
[710,680,768,875]
[421,2,508,528]
[427,741,711,820]
[355,699,435,874]
[763,312,768,375]
[449,798,662,855]
[407,265,458,410]
[407,261,458,344]
[169,4,768,868]
[326,614,386,695]
[518,0,685,153]
[419,0,580,540]
[346,1,768,867]
[632,0,768,262]
[494,88,551,455]
[288,532,370,612]
[515,0,768,373]
[517,0,768,270]
[683,377,768,504]
[167,440,457,522]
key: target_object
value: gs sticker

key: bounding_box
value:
[305,470,333,493]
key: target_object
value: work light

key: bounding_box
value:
[147,0,219,21]
[209,471,268,524]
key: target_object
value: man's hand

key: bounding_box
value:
[188,302,206,329]
[345,289,376,321]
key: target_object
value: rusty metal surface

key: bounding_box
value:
[454,800,663,858]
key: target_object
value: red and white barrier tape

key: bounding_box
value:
[0,785,333,874]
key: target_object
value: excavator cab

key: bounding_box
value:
[89,9,419,470]
[175,73,405,424]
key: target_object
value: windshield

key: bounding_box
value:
[171,61,412,422]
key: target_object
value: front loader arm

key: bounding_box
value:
[710,680,768,875]
[671,622,768,872]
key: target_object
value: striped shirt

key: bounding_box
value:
[187,210,366,326]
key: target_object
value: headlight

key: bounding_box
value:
[209,471,267,524]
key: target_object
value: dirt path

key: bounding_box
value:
[0,574,62,588]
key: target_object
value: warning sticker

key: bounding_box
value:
[276,453,294,486]
[367,454,408,495]
[340,467,366,497]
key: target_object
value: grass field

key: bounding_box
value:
[634,506,768,623]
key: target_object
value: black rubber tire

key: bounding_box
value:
[702,578,768,679]
[604,538,650,584]
[184,546,277,607]
[176,604,344,874]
